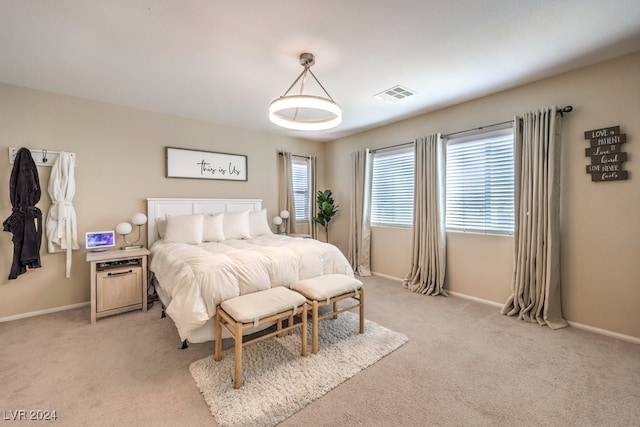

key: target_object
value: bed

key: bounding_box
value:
[146,198,354,344]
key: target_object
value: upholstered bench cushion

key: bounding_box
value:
[290,274,363,302]
[220,286,306,325]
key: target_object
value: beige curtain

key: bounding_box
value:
[309,156,319,239]
[278,151,297,234]
[348,150,372,276]
[403,135,447,295]
[501,107,567,329]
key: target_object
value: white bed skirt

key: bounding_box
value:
[153,277,273,344]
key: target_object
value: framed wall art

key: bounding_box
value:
[165,147,247,181]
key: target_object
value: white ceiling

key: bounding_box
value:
[1,1,639,142]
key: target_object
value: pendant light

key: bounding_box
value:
[269,53,342,131]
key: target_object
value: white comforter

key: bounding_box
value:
[150,234,353,341]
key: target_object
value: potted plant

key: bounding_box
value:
[313,189,339,242]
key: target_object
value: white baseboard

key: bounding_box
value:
[566,320,640,345]
[0,302,90,323]
[370,271,403,282]
[371,271,639,344]
[447,290,504,308]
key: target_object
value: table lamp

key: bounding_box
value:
[116,213,148,250]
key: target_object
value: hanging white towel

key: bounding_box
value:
[46,152,79,278]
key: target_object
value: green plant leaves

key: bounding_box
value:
[312,189,339,236]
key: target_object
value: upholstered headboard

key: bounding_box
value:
[146,198,263,248]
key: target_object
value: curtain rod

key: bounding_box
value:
[277,151,312,159]
[442,120,514,139]
[442,105,573,139]
[369,141,414,154]
[362,106,574,152]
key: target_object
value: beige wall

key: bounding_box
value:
[326,52,640,339]
[0,84,324,318]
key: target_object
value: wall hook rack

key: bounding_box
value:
[9,147,76,167]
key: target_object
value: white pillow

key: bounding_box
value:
[223,210,251,240]
[155,217,167,239]
[249,209,273,236]
[203,213,225,242]
[163,214,204,244]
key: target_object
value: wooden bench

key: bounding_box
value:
[290,274,364,354]
[214,286,307,389]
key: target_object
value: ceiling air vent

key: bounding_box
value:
[374,85,416,102]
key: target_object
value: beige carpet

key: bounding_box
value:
[189,312,408,427]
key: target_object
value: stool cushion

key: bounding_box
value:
[220,286,306,324]
[290,274,363,302]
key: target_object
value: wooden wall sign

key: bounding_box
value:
[583,125,629,182]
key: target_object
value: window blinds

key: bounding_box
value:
[371,145,415,227]
[292,157,310,222]
[445,128,514,234]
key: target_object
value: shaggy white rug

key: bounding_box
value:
[189,312,408,427]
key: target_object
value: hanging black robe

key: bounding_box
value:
[3,148,43,279]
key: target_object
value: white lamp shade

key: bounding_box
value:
[269,96,342,131]
[272,216,283,226]
[131,213,148,226]
[116,222,133,235]
[280,210,290,219]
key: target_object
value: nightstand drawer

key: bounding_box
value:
[96,266,143,312]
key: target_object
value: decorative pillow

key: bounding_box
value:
[203,213,225,242]
[249,209,273,236]
[223,210,251,240]
[155,217,167,239]
[163,214,204,244]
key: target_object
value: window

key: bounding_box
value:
[292,156,310,222]
[445,127,514,234]
[370,144,415,227]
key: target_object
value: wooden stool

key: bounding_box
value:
[290,274,364,354]
[214,287,308,389]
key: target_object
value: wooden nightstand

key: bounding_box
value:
[86,248,150,324]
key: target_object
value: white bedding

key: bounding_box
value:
[150,234,353,341]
